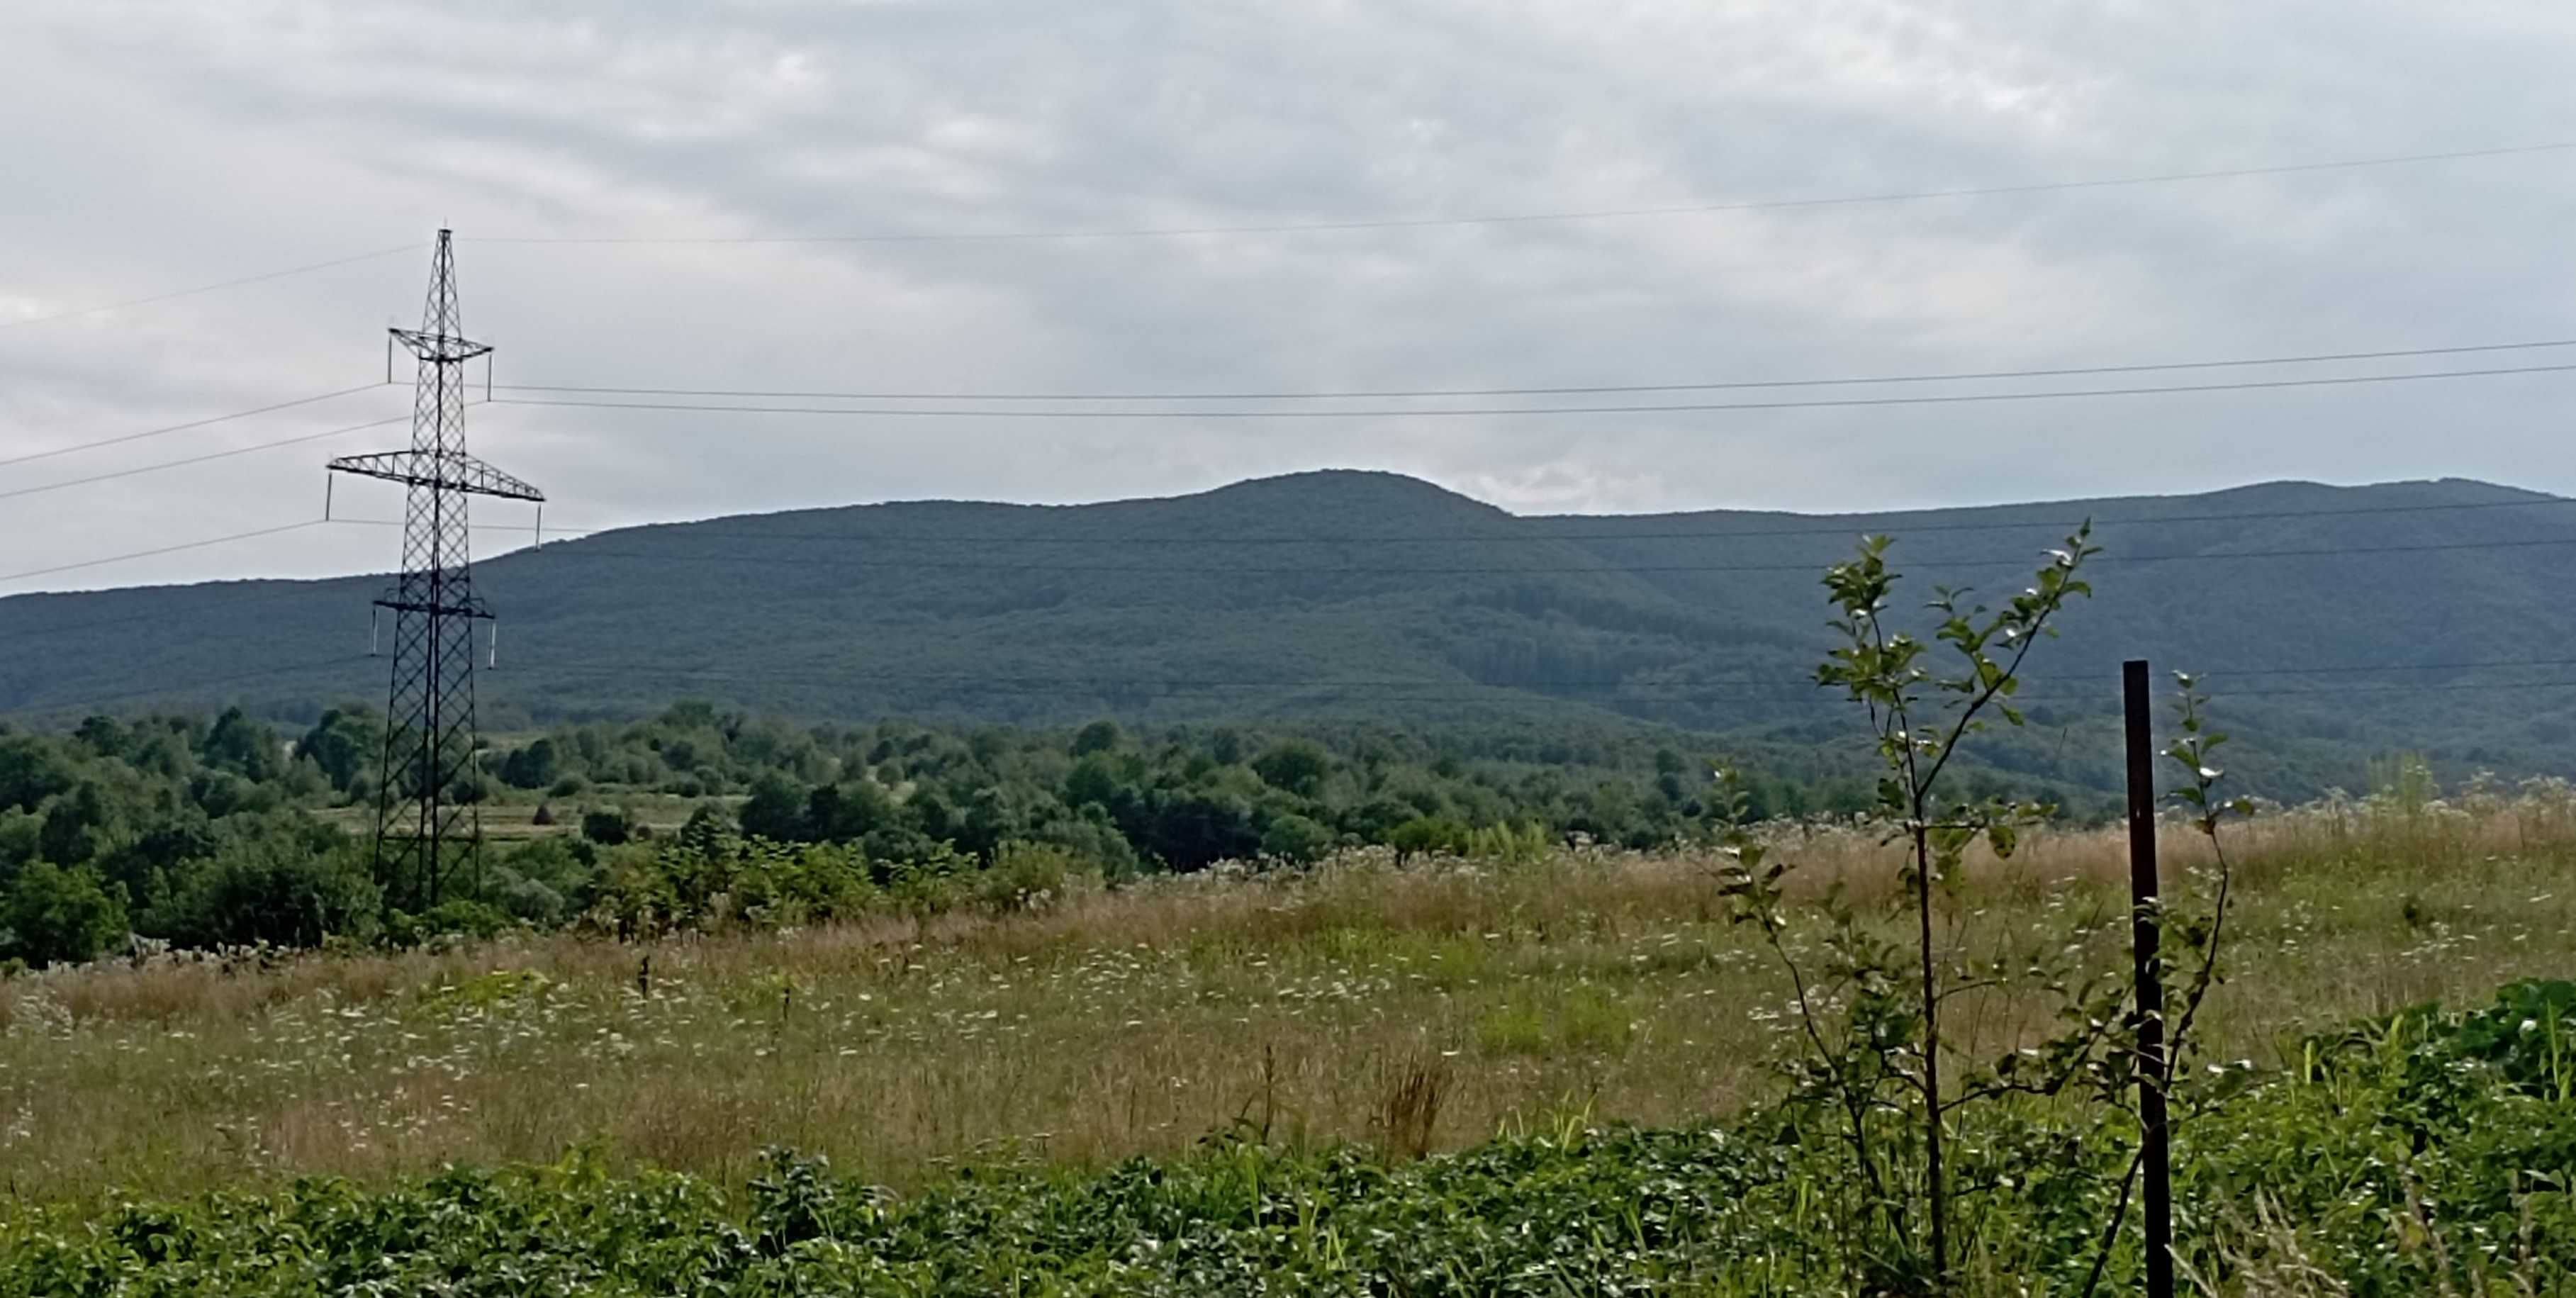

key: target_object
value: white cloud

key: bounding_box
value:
[4,0,2576,593]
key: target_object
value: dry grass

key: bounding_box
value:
[3,788,2572,1206]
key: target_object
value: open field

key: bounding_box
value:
[5,786,2572,1211]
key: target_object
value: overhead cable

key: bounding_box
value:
[0,244,421,330]
[490,360,2576,420]
[0,520,329,586]
[495,336,2576,403]
[0,384,390,469]
[0,415,409,503]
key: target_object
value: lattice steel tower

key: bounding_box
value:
[330,230,544,910]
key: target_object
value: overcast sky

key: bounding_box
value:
[6,0,2576,593]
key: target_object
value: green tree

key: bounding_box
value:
[1070,720,1123,756]
[0,862,128,966]
[1258,812,1333,863]
[201,707,284,781]
[1719,527,2098,1291]
[1251,740,1333,799]
[0,735,77,813]
[738,771,811,841]
[293,708,379,794]
[498,738,564,790]
[581,807,636,846]
[1063,752,1129,810]
[1388,815,1467,863]
[38,781,128,868]
[140,837,379,949]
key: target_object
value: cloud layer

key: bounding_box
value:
[6,0,2576,591]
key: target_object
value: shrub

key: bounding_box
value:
[1387,815,1467,863]
[0,862,128,966]
[1258,812,1335,864]
[1250,740,1333,798]
[388,899,516,946]
[975,841,1090,912]
[140,837,380,949]
[582,808,635,846]
[1462,820,1552,866]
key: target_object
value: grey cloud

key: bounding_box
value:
[6,0,2576,593]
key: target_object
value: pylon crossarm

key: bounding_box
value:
[390,326,493,363]
[327,449,546,501]
[373,594,495,620]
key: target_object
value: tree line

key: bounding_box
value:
[1,702,1912,966]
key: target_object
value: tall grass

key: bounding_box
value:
[2,782,2571,1207]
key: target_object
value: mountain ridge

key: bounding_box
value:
[6,470,2572,798]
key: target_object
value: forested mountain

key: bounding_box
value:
[4,470,2570,799]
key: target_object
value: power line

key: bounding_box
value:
[0,384,390,470]
[469,140,2576,245]
[0,244,422,330]
[490,360,2576,421]
[0,415,408,504]
[495,337,2576,403]
[0,520,328,586]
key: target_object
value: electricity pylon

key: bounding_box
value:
[329,230,543,912]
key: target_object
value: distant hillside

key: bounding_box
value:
[5,470,2572,800]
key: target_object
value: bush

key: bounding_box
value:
[582,808,635,846]
[486,868,570,927]
[0,862,128,966]
[975,841,1090,912]
[140,838,380,949]
[387,899,516,946]
[1033,810,1143,883]
[1258,812,1335,864]
[1388,816,1468,863]
[1250,741,1333,798]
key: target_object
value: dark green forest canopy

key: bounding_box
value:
[1,701,1942,963]
[6,470,2572,800]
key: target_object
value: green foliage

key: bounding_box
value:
[138,832,380,949]
[1250,739,1332,798]
[1721,527,2103,1288]
[1387,815,1467,863]
[975,841,1092,912]
[0,861,127,966]
[581,807,636,846]
[386,899,517,946]
[1257,812,1333,863]
[4,983,2565,1293]
[16,474,2572,808]
[0,695,2060,956]
[1069,719,1123,756]
[1462,820,1552,866]
[496,737,562,790]
[291,707,376,793]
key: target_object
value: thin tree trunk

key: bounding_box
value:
[1915,821,1948,1286]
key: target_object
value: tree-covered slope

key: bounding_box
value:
[4,470,2570,798]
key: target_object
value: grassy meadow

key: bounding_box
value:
[4,782,2571,1211]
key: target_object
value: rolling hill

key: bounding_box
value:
[5,470,2572,799]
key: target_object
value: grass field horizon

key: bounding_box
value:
[7,776,2570,1211]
